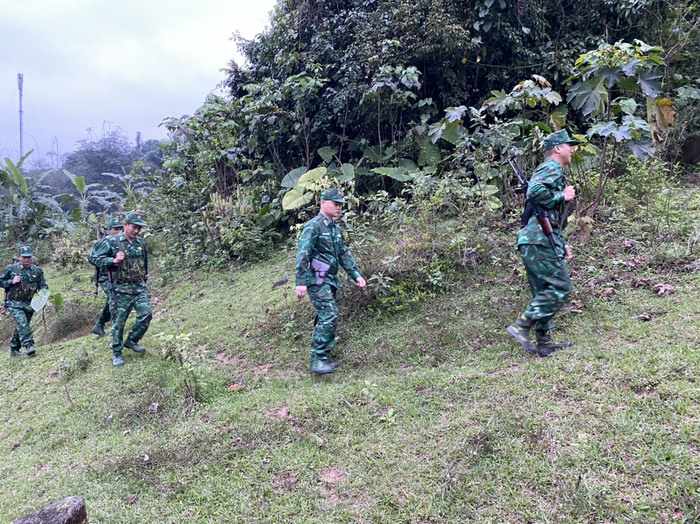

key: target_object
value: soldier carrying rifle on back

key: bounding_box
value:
[507,129,581,357]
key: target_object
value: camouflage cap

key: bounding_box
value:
[106,215,124,229]
[320,187,346,204]
[542,129,583,152]
[18,245,33,257]
[124,212,146,227]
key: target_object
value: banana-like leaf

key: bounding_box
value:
[63,169,86,194]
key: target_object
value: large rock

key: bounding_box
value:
[11,496,87,524]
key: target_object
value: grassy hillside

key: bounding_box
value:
[0,210,699,523]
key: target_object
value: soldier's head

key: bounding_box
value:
[123,212,146,241]
[106,215,124,236]
[319,188,346,219]
[542,129,582,165]
[18,245,33,267]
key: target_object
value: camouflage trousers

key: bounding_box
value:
[111,290,152,354]
[307,283,339,361]
[96,282,114,327]
[518,243,572,332]
[8,305,34,350]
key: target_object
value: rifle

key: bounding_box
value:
[94,222,103,296]
[506,157,562,260]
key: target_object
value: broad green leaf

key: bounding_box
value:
[626,140,654,159]
[298,166,327,189]
[636,69,663,98]
[549,105,568,129]
[363,147,382,162]
[282,188,315,210]
[618,98,638,115]
[338,163,355,182]
[363,146,394,163]
[444,105,468,122]
[49,291,64,312]
[440,121,464,145]
[398,158,418,170]
[281,166,307,188]
[598,66,622,88]
[567,80,607,117]
[418,138,441,167]
[31,288,51,312]
[371,167,413,182]
[317,146,337,163]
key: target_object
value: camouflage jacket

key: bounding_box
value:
[295,213,362,288]
[517,158,569,252]
[0,262,47,308]
[91,237,113,284]
[88,232,148,295]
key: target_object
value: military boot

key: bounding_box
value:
[309,357,336,375]
[25,346,36,356]
[112,352,124,366]
[506,316,536,354]
[91,323,107,337]
[124,339,145,353]
[535,330,572,357]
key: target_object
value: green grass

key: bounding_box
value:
[0,219,699,523]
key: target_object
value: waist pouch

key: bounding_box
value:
[311,258,331,286]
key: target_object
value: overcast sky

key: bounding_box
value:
[0,0,278,164]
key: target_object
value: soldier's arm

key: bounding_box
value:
[338,242,361,281]
[295,222,319,286]
[0,266,12,289]
[88,238,118,269]
[526,165,565,209]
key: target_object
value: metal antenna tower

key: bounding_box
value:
[17,73,24,157]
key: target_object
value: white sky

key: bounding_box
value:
[0,0,278,163]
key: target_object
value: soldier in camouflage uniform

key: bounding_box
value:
[89,212,152,366]
[295,188,366,374]
[90,216,124,337]
[507,130,581,357]
[0,245,49,357]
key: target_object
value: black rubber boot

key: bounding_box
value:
[92,323,107,337]
[309,357,336,374]
[535,330,572,357]
[506,316,536,354]
[124,339,145,353]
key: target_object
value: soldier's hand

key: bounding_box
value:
[113,251,125,264]
[355,277,366,288]
[12,275,21,284]
[295,285,307,298]
[563,185,576,201]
